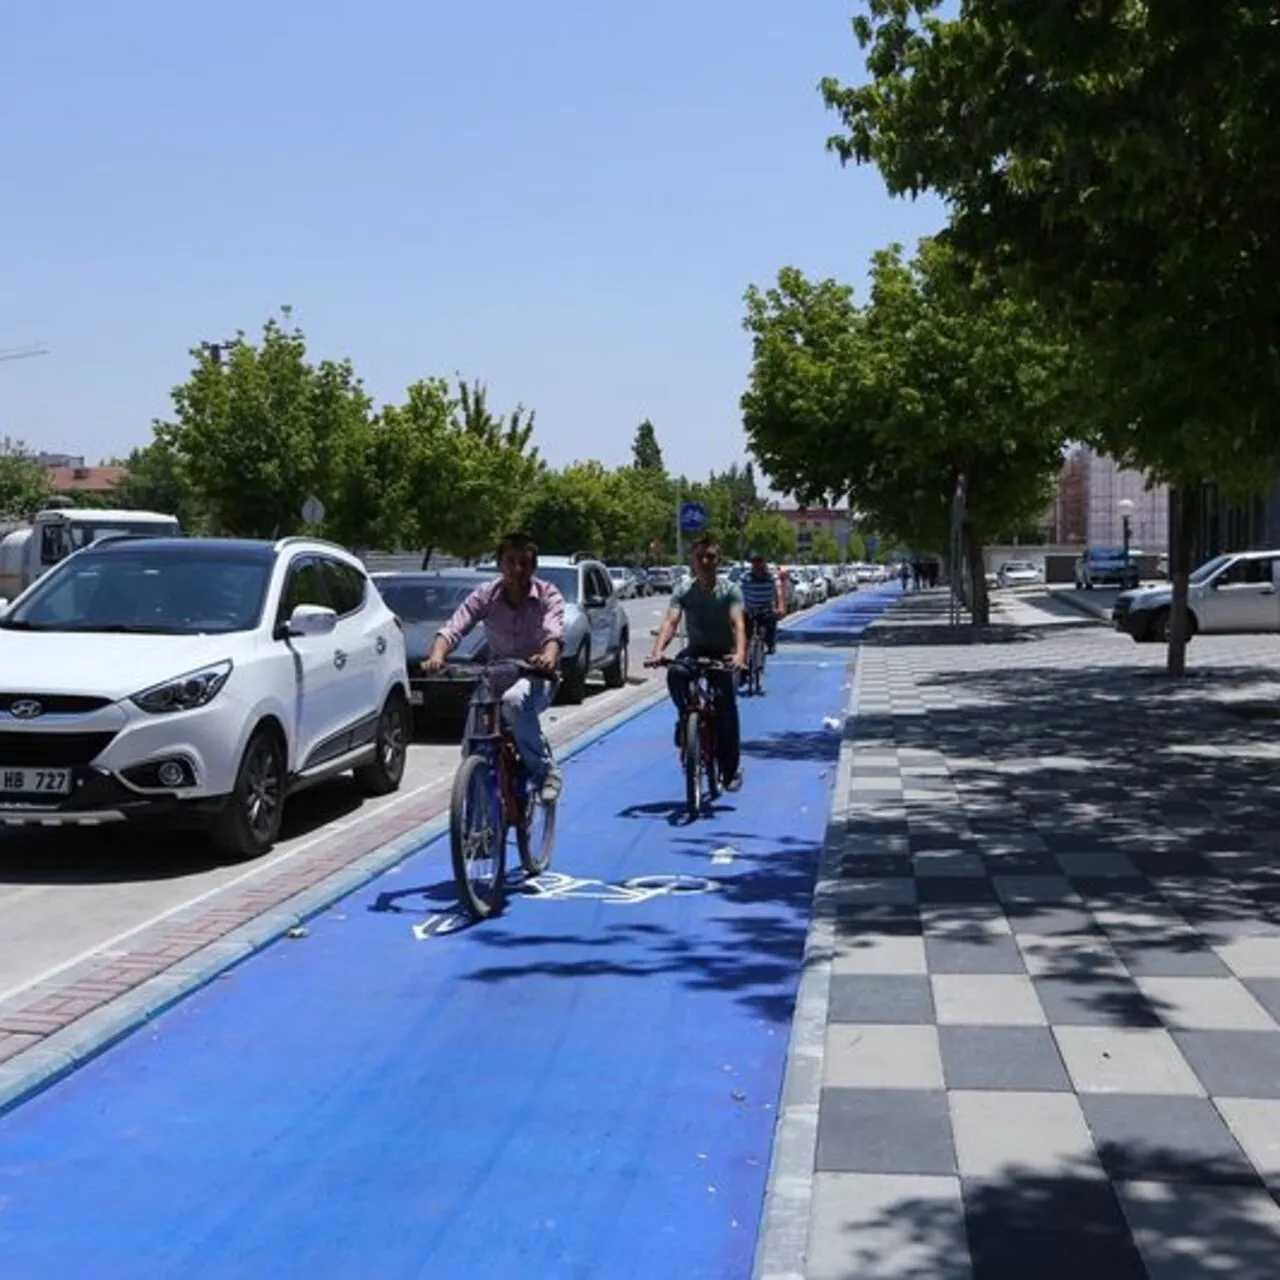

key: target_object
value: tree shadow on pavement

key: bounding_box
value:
[826,1151,1279,1280]
[740,730,842,763]
[836,659,1280,1023]
[456,833,828,1024]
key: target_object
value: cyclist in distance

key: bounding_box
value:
[644,533,747,791]
[421,531,566,803]
[739,549,784,660]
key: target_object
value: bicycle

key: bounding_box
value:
[652,655,734,819]
[445,659,558,920]
[743,609,772,696]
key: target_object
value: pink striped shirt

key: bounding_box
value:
[436,577,566,658]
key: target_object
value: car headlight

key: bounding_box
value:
[131,661,232,714]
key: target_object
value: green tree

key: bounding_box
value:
[112,439,206,530]
[159,310,368,538]
[742,243,1073,622]
[0,439,52,520]
[514,462,635,558]
[631,419,664,472]
[822,1,1280,671]
[743,509,798,563]
[809,529,842,564]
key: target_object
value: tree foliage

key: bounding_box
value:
[631,419,664,472]
[742,241,1074,620]
[743,510,798,563]
[822,0,1280,667]
[0,438,52,521]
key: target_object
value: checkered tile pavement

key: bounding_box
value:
[798,596,1280,1280]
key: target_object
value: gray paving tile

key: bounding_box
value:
[1055,852,1142,879]
[834,877,919,907]
[1112,939,1232,978]
[1116,1180,1280,1279]
[1006,904,1103,937]
[950,1090,1100,1177]
[1174,1030,1280,1099]
[962,1176,1148,1280]
[993,874,1079,906]
[979,851,1060,875]
[912,851,986,878]
[829,974,935,1024]
[1080,1094,1257,1184]
[825,1024,944,1089]
[836,904,922,937]
[916,877,999,905]
[1243,977,1280,1022]
[933,975,1046,1026]
[1029,977,1162,1029]
[807,1173,973,1280]
[1216,1098,1280,1186]
[816,1087,956,1175]
[938,1026,1070,1091]
[1134,977,1277,1031]
[924,935,1025,974]
[841,853,913,878]
[919,903,1011,939]
[1055,1027,1206,1096]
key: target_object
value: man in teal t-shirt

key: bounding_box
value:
[645,534,747,790]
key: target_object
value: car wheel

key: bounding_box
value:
[354,689,411,796]
[603,632,628,689]
[212,725,286,860]
[560,643,589,704]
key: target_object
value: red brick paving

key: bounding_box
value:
[0,680,662,1075]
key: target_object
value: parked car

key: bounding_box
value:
[1076,546,1140,590]
[997,560,1041,589]
[0,535,411,858]
[607,566,638,599]
[1113,549,1280,643]
[375,555,630,707]
[645,566,676,596]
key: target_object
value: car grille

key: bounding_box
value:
[0,693,113,715]
[0,731,116,767]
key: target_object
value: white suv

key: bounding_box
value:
[0,534,411,858]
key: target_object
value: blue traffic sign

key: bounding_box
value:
[679,502,708,533]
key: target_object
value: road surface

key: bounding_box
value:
[0,586,900,1279]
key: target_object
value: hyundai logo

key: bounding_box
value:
[9,699,44,720]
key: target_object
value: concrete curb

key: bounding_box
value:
[752,649,862,1280]
[1048,587,1115,624]
[0,682,671,1119]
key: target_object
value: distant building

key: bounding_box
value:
[1043,447,1168,552]
[46,463,125,500]
[775,505,852,557]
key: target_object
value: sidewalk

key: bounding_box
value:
[762,588,1280,1278]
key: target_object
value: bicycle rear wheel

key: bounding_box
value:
[450,754,506,919]
[683,710,702,818]
[517,784,557,876]
[749,636,765,695]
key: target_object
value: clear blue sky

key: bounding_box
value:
[0,0,942,482]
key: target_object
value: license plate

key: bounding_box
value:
[0,768,72,796]
[410,690,424,706]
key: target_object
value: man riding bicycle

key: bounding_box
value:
[421,531,565,803]
[644,533,747,791]
[739,550,784,657]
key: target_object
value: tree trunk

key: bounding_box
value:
[964,522,990,625]
[1166,485,1198,678]
[420,544,434,570]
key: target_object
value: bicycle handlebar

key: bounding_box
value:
[431,658,551,680]
[647,655,734,670]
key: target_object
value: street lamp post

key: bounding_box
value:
[1118,497,1135,587]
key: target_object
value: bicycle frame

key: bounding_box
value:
[461,665,529,824]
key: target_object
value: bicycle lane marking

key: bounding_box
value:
[0,608,899,1277]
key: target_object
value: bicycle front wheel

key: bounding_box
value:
[517,786,557,876]
[683,710,702,818]
[450,754,506,920]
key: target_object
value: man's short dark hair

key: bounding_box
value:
[690,533,719,555]
[497,531,538,561]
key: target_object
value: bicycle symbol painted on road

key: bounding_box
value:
[518,871,721,904]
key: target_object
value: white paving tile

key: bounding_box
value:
[825,1024,944,1090]
[931,974,1047,1026]
[949,1090,1100,1178]
[1054,1026,1205,1096]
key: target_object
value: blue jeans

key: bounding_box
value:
[499,676,556,780]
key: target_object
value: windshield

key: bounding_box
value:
[535,566,579,600]
[1189,554,1234,586]
[375,579,482,623]
[39,519,181,566]
[3,548,269,634]
[1005,562,1034,572]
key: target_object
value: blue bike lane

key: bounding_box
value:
[0,586,900,1280]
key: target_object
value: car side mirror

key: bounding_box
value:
[276,603,338,639]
